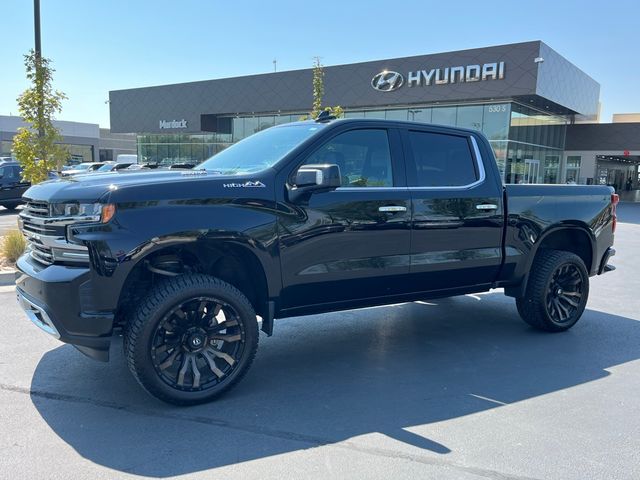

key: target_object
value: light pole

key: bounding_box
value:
[34,0,41,58]
[34,0,44,140]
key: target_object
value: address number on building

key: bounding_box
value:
[488,105,508,113]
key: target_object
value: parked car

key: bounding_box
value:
[16,117,618,405]
[168,163,196,170]
[0,161,29,210]
[126,163,159,171]
[95,162,135,173]
[116,154,138,164]
[59,162,105,177]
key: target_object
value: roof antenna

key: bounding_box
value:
[315,110,336,123]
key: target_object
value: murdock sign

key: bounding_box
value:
[159,119,188,129]
[371,61,505,92]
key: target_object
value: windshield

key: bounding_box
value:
[196,123,323,174]
[74,163,92,170]
[97,164,114,172]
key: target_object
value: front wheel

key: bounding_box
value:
[1,202,20,211]
[516,249,589,332]
[124,274,259,405]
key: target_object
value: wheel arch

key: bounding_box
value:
[506,224,596,298]
[115,238,272,328]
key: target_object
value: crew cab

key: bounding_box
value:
[15,117,618,405]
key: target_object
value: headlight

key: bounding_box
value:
[50,203,115,224]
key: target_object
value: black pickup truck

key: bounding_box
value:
[16,117,618,405]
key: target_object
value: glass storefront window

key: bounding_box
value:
[408,108,431,123]
[432,107,457,126]
[243,117,259,137]
[509,103,567,149]
[490,140,508,178]
[565,155,581,183]
[544,155,560,184]
[257,116,275,131]
[456,105,483,131]
[67,144,94,163]
[482,104,510,141]
[363,110,386,119]
[385,109,407,121]
[232,117,245,142]
[179,144,192,162]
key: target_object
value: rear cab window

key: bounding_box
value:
[406,130,479,187]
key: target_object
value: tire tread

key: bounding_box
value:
[124,273,258,405]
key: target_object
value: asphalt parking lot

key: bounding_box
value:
[0,203,638,480]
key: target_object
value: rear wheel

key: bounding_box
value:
[124,274,259,405]
[516,249,589,332]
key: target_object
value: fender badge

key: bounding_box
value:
[223,181,266,188]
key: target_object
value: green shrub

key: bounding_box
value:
[1,230,26,264]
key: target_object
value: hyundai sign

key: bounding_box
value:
[371,61,505,92]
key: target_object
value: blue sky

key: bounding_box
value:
[1,0,637,127]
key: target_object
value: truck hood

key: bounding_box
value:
[23,170,243,203]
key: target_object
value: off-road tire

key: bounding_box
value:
[124,274,259,405]
[516,249,589,332]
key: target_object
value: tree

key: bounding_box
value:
[12,50,68,183]
[301,57,343,120]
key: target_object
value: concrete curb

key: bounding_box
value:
[0,268,16,286]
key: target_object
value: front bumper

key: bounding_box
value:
[15,253,114,361]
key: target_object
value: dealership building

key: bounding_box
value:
[109,41,639,188]
[0,115,136,165]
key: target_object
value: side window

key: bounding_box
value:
[407,131,478,187]
[11,166,21,180]
[303,129,393,187]
[0,167,9,180]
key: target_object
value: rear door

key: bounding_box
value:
[278,127,412,311]
[402,128,504,292]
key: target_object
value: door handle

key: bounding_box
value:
[476,204,498,211]
[378,205,407,213]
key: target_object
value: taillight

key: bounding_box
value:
[611,193,619,233]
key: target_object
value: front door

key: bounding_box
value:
[278,127,412,311]
[402,128,504,293]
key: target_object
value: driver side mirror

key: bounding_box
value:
[289,164,342,203]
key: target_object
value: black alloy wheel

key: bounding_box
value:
[125,274,259,405]
[151,297,245,391]
[516,249,589,332]
[545,264,584,324]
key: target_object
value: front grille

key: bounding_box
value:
[24,200,50,217]
[20,200,56,266]
[19,199,90,267]
[21,201,62,237]
[22,222,59,236]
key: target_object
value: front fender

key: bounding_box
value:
[70,200,281,313]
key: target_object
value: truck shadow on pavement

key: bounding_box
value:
[29,292,640,477]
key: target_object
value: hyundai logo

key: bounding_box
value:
[371,70,404,92]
